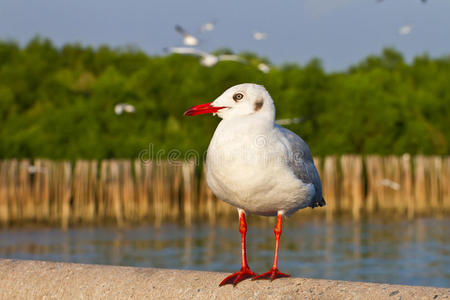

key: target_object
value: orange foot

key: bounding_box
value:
[219,266,258,286]
[253,268,290,281]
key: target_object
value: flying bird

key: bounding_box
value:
[380,179,401,190]
[275,117,306,126]
[165,47,246,67]
[184,84,325,286]
[200,21,216,33]
[175,25,199,46]
[257,63,271,73]
[377,0,426,3]
[253,32,268,40]
[398,25,412,35]
[114,103,136,115]
[26,165,46,174]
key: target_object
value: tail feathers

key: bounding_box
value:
[309,197,326,209]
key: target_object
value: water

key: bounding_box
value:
[0,217,449,288]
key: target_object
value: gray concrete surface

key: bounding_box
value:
[0,259,448,299]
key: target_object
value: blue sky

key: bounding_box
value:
[0,0,449,71]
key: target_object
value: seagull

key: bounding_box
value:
[114,103,136,115]
[275,117,306,126]
[257,63,271,73]
[26,165,46,174]
[200,21,216,33]
[166,47,246,67]
[175,25,199,46]
[398,25,412,35]
[184,83,325,286]
[380,179,401,190]
[253,32,268,40]
[377,0,426,2]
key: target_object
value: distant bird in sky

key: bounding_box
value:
[165,47,246,67]
[377,0,426,3]
[275,117,306,126]
[114,103,136,115]
[200,21,216,33]
[257,63,271,73]
[175,25,199,46]
[253,32,268,40]
[184,83,325,286]
[398,25,412,35]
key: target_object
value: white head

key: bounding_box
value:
[184,83,275,122]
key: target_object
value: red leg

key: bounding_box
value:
[219,210,257,286]
[253,213,290,281]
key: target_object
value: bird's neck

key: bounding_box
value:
[217,114,275,138]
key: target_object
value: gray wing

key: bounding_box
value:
[275,124,325,208]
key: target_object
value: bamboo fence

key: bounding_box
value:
[0,155,448,227]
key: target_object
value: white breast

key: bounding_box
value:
[205,117,315,216]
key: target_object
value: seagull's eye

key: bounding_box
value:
[233,93,244,102]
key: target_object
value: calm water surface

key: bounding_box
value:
[1,217,449,287]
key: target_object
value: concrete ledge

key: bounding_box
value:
[0,259,448,299]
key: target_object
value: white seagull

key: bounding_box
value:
[166,47,246,67]
[275,117,306,126]
[200,21,216,33]
[380,179,401,190]
[253,32,268,40]
[114,103,136,115]
[184,83,325,286]
[26,165,46,174]
[175,25,199,46]
[398,25,412,36]
[257,63,271,73]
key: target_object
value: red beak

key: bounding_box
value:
[184,102,227,116]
